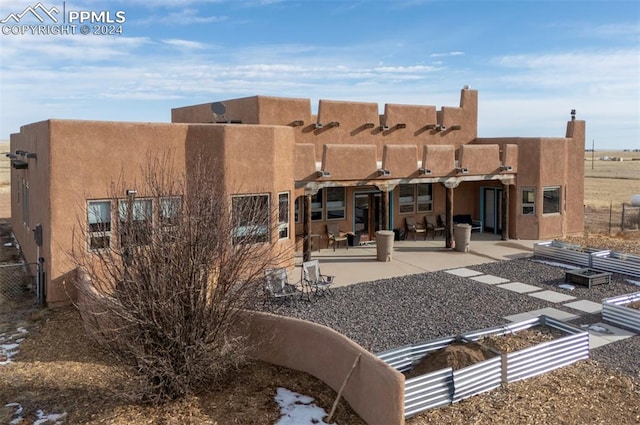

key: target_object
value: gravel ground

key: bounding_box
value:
[258,257,640,382]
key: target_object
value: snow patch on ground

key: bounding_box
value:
[5,403,67,425]
[626,279,640,287]
[274,387,335,425]
[0,326,28,365]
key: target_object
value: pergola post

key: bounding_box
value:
[442,180,459,249]
[501,181,510,241]
[303,194,312,262]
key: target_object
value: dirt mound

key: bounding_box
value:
[627,301,640,310]
[405,342,496,379]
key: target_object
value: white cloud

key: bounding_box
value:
[161,38,208,49]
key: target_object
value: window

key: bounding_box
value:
[294,197,301,223]
[278,192,289,240]
[232,194,270,244]
[326,187,346,220]
[159,196,182,226]
[311,190,323,221]
[522,188,535,215]
[398,184,415,214]
[417,183,433,213]
[118,198,153,246]
[543,187,561,214]
[87,200,111,250]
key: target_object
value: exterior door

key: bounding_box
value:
[483,187,502,233]
[354,192,382,240]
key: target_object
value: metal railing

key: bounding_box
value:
[602,292,640,333]
[377,315,589,418]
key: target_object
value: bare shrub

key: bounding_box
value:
[71,154,286,403]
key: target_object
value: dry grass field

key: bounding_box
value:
[583,150,640,234]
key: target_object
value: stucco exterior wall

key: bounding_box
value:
[47,120,189,306]
[10,121,52,290]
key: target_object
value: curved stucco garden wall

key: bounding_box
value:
[237,310,405,425]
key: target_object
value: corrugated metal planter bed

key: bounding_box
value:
[376,316,589,419]
[462,316,589,384]
[533,240,608,268]
[534,241,640,278]
[591,251,640,278]
[602,292,640,333]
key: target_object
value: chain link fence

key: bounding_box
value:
[0,262,38,304]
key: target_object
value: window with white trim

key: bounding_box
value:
[326,187,346,220]
[232,194,270,244]
[118,198,153,246]
[543,186,561,214]
[417,183,433,213]
[522,188,535,215]
[87,200,112,250]
[278,192,289,240]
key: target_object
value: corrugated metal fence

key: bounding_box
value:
[377,316,589,418]
[534,240,640,278]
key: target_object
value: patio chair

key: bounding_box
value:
[405,217,427,241]
[326,223,348,251]
[263,267,299,306]
[424,216,445,239]
[301,260,335,300]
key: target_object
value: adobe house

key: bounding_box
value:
[10,87,584,306]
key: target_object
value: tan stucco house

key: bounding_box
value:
[9,87,584,306]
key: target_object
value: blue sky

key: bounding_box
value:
[0,0,638,149]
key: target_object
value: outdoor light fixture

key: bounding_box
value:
[290,120,304,127]
[25,152,37,159]
[380,125,389,131]
[500,165,513,172]
[436,125,446,131]
[15,150,26,156]
[396,123,407,129]
[11,160,28,169]
[377,169,391,177]
[5,153,17,159]
[455,167,468,174]
[450,125,462,131]
[316,170,330,178]
[364,122,375,129]
[126,189,137,196]
[424,124,437,130]
[571,109,576,121]
[419,167,432,175]
[315,122,323,129]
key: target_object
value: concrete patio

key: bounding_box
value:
[295,233,543,287]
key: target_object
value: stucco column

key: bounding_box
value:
[501,181,510,241]
[442,179,459,249]
[303,194,312,262]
